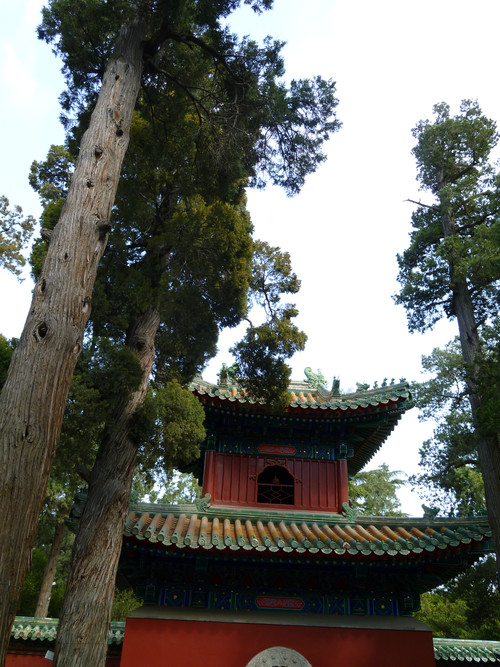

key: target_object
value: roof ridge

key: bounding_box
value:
[128,501,490,525]
[190,373,412,409]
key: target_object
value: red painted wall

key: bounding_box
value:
[6,656,49,666]
[203,452,349,512]
[120,617,435,667]
[6,651,121,666]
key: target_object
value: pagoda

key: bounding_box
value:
[117,369,492,667]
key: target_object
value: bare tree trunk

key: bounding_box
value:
[34,521,66,618]
[0,22,145,663]
[54,307,160,667]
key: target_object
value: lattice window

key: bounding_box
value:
[257,466,294,505]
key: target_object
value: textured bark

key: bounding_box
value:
[0,22,145,663]
[54,307,160,667]
[34,521,65,619]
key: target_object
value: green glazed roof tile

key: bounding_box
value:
[124,504,492,561]
[190,376,412,414]
[11,617,125,645]
[434,638,500,662]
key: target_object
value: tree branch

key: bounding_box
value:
[405,198,437,210]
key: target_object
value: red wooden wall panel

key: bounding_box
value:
[203,453,347,512]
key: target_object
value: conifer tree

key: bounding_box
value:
[410,341,487,517]
[0,1,340,658]
[31,116,305,664]
[0,197,35,277]
[395,100,500,578]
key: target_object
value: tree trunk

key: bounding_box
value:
[34,521,66,619]
[443,202,500,580]
[0,22,145,663]
[54,307,160,667]
[453,282,500,580]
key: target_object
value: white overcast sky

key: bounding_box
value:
[2,0,500,514]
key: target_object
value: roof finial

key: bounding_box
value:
[304,367,326,389]
[217,362,239,386]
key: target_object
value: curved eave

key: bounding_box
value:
[123,505,492,562]
[191,380,413,417]
[434,638,500,663]
[347,408,405,475]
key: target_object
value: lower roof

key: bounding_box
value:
[124,501,491,561]
[11,616,124,645]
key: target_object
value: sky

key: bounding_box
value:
[2,0,500,514]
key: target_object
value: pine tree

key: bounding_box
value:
[0,1,340,658]
[395,100,500,579]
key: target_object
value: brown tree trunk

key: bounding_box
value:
[54,307,160,667]
[0,22,145,663]
[34,521,66,619]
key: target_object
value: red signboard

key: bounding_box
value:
[258,444,296,456]
[256,596,304,610]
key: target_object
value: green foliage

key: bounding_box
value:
[412,101,497,192]
[249,240,301,315]
[410,341,487,516]
[134,380,206,485]
[18,537,72,618]
[232,310,306,407]
[86,100,256,382]
[0,196,35,277]
[131,469,201,504]
[449,556,500,639]
[416,556,500,639]
[39,0,340,196]
[475,320,500,437]
[110,587,142,621]
[29,144,74,211]
[20,1,339,648]
[416,593,470,638]
[32,0,338,399]
[18,549,52,617]
[231,241,306,406]
[149,472,202,504]
[41,338,145,517]
[29,145,74,279]
[0,335,15,388]
[395,100,500,333]
[348,464,406,517]
[395,101,500,584]
[80,339,144,409]
[155,195,253,329]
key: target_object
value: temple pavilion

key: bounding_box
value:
[114,368,493,667]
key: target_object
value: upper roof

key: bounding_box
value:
[191,370,413,474]
[191,369,412,414]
